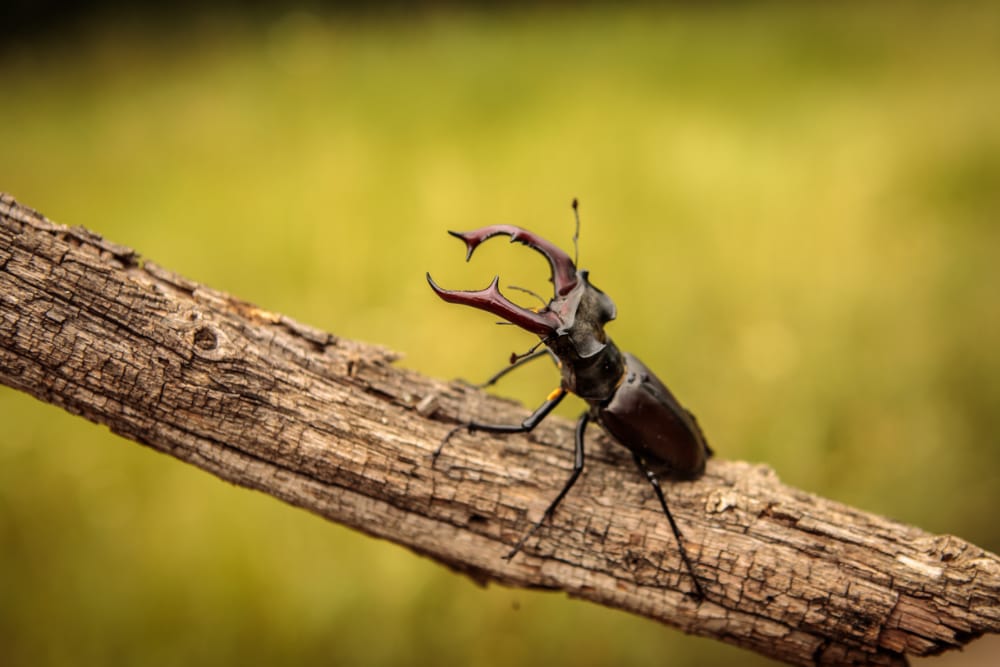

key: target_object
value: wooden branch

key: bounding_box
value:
[1,193,998,666]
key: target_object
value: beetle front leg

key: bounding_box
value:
[476,347,557,389]
[432,387,567,463]
[503,411,589,561]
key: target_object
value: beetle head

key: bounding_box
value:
[427,224,617,358]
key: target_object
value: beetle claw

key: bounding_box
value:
[447,225,579,297]
[426,273,560,337]
[429,224,584,337]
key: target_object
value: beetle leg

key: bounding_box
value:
[504,411,589,561]
[431,388,567,464]
[631,453,705,600]
[475,347,557,389]
[466,386,566,435]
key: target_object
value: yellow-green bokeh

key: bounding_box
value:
[2,4,998,666]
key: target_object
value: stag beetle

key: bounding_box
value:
[426,200,711,598]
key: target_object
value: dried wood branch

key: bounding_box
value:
[1,193,998,666]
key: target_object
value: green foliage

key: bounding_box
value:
[2,4,998,666]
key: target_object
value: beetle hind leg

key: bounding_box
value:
[631,453,706,600]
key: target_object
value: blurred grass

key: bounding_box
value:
[1,3,999,666]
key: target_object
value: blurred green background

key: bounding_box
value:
[2,3,999,666]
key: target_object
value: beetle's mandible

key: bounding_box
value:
[426,199,711,598]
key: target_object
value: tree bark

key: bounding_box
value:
[1,192,998,666]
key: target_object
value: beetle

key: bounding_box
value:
[426,200,711,598]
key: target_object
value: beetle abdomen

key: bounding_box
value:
[598,353,710,479]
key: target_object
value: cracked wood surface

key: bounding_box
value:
[1,192,998,666]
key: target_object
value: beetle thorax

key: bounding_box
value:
[546,276,625,402]
[550,335,624,402]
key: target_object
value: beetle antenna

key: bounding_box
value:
[493,285,546,324]
[571,198,581,268]
[506,284,548,308]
